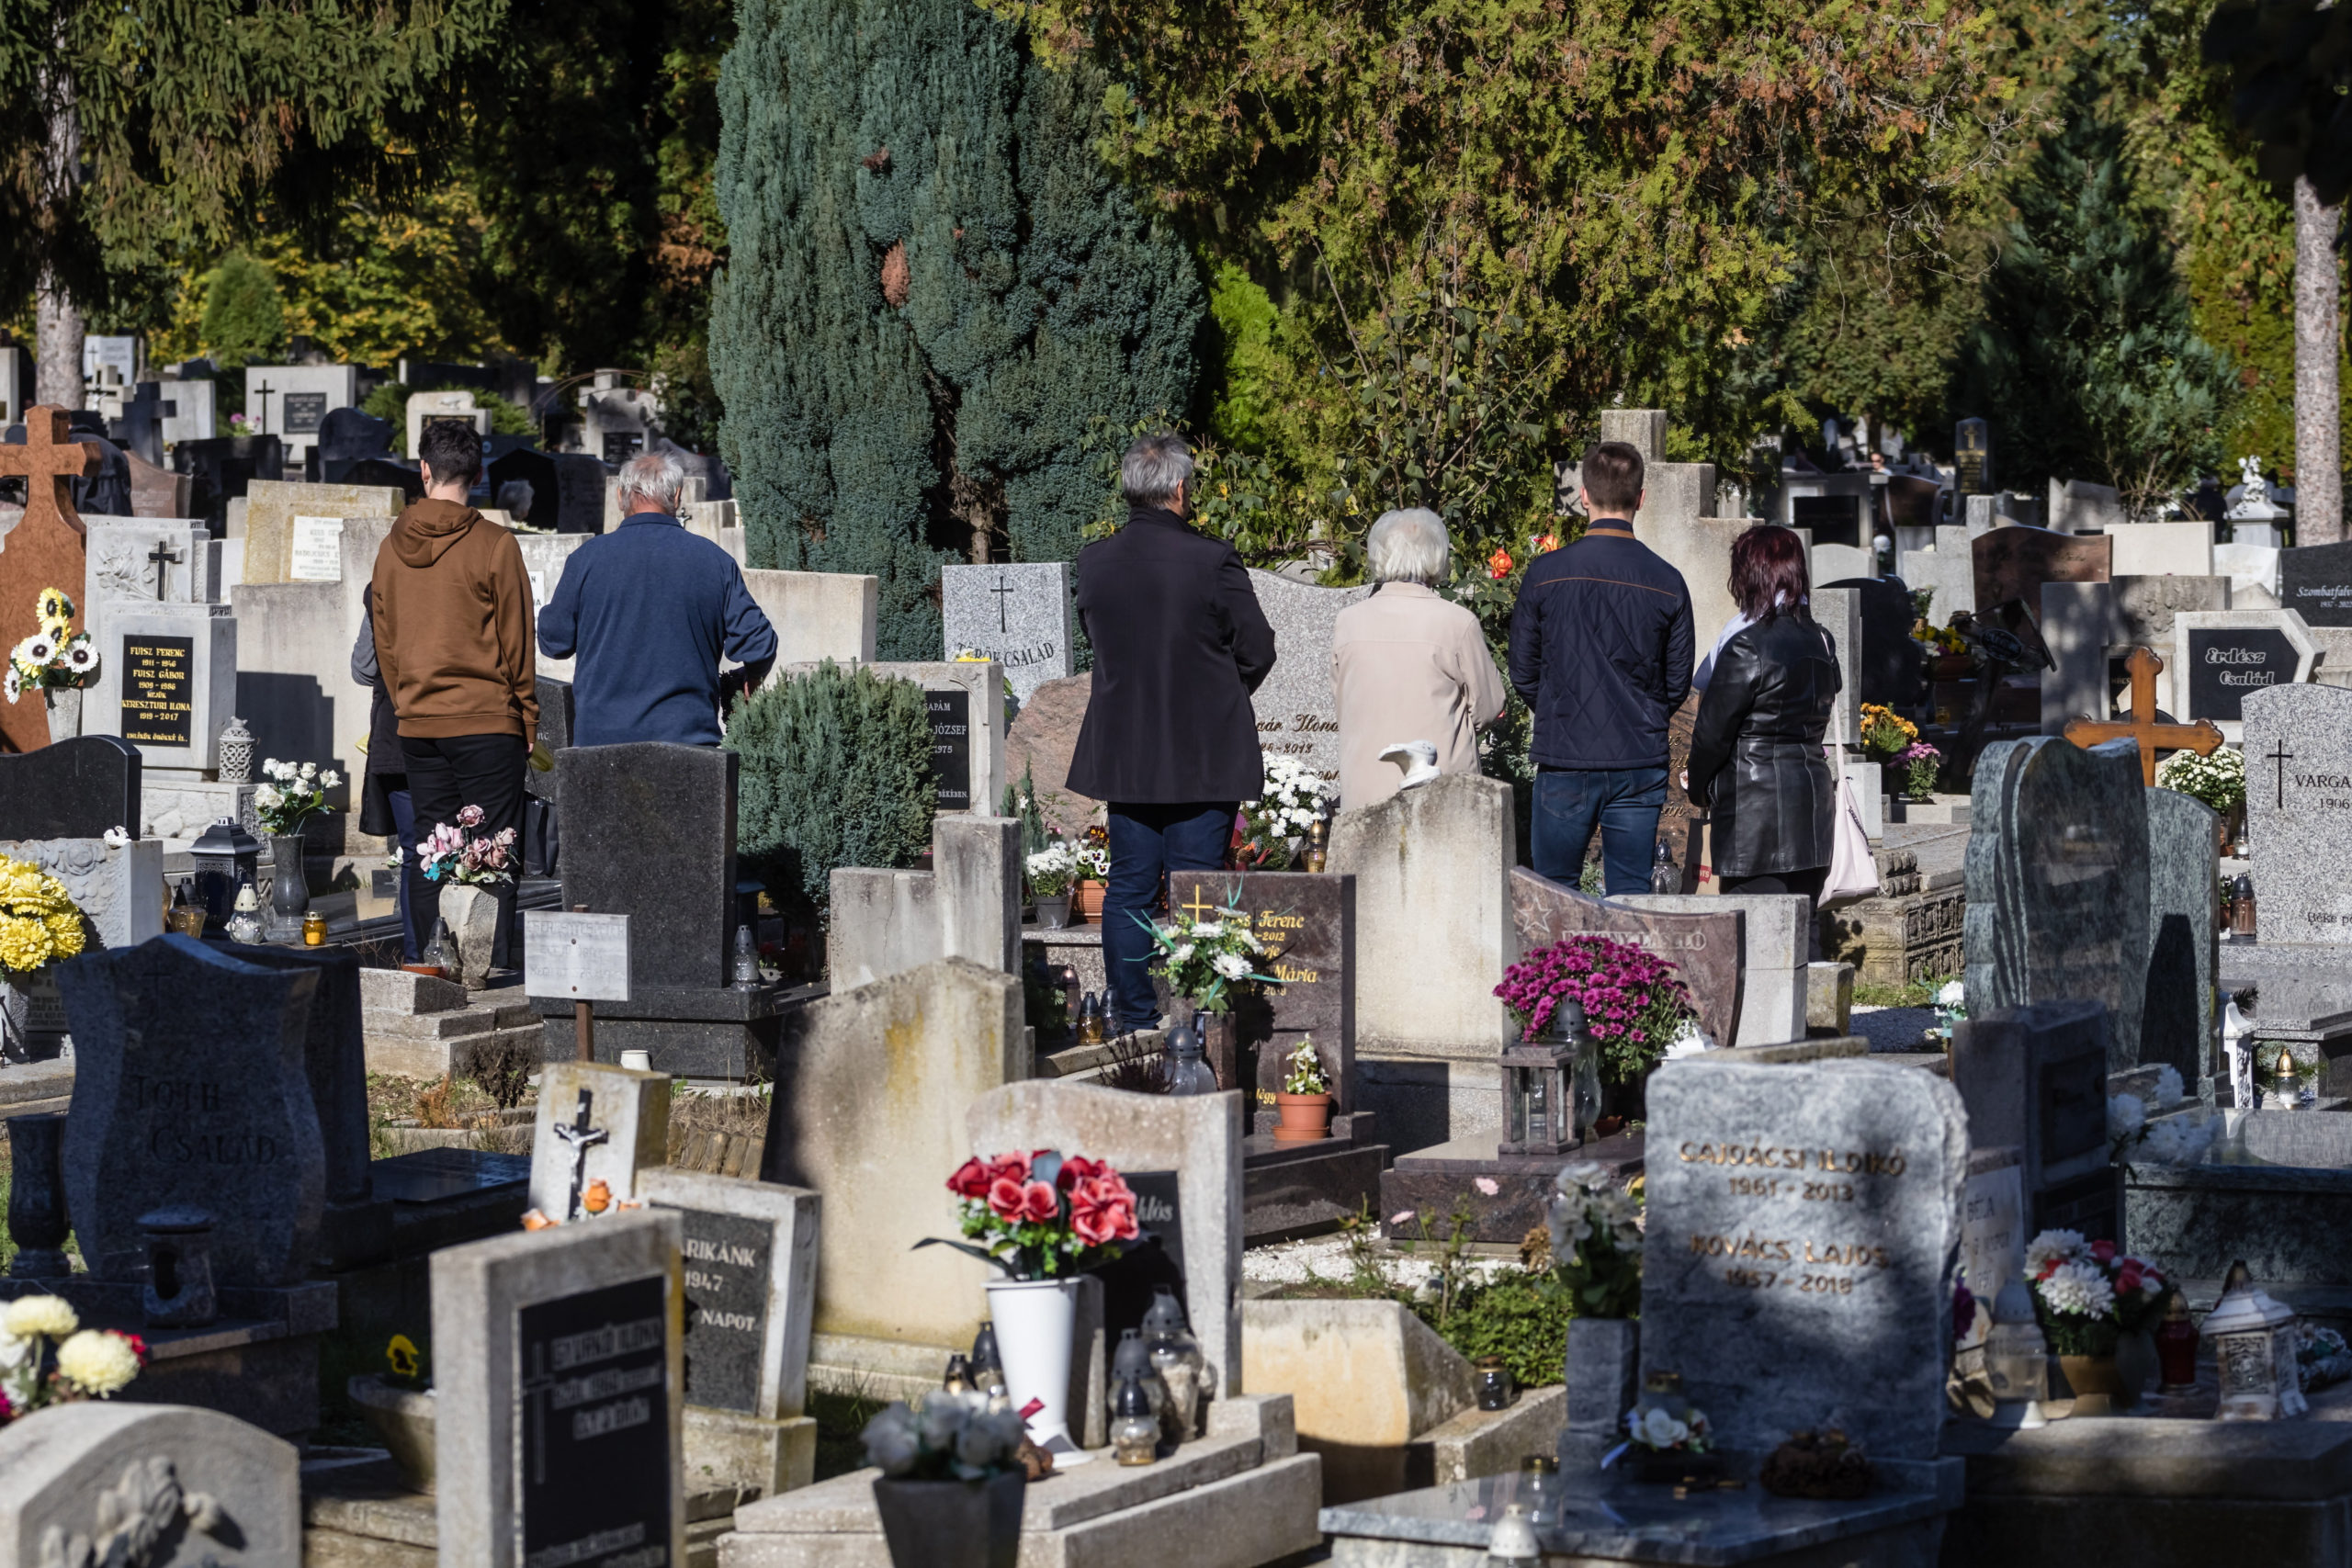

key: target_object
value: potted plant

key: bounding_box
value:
[1026,841,1076,931]
[863,1390,1030,1568]
[1070,829,1109,922]
[924,1150,1142,1463]
[1894,740,1943,803]
[254,757,341,936]
[1550,1161,1645,1466]
[416,806,518,987]
[2025,1229,2172,1414]
[4,588,100,745]
[347,1333,435,1492]
[1235,756,1335,870]
[2157,746,2246,853]
[1494,933,1694,1122]
[1136,884,1280,1084]
[1857,703,1918,767]
[0,854,85,1061]
[1274,1037,1332,1142]
[0,1294,146,1426]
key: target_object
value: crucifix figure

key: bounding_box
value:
[548,1087,608,1222]
[2269,738,2295,811]
[146,538,184,601]
[2061,646,2225,786]
[989,573,1015,634]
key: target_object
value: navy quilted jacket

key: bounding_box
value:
[1507,521,1695,770]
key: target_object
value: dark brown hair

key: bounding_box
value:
[419,420,484,488]
[1728,525,1812,622]
[1581,440,1645,515]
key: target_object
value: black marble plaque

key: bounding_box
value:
[2185,626,2298,721]
[1160,870,1353,1113]
[677,1206,773,1415]
[926,688,972,810]
[119,633,195,748]
[2282,542,2352,627]
[282,391,328,434]
[518,1274,672,1568]
[0,735,140,840]
[602,432,644,466]
[1093,1168,1187,1347]
[1792,493,1862,548]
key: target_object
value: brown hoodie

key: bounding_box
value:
[371,499,538,747]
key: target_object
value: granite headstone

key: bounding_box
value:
[1509,866,1742,1049]
[639,1168,820,1421]
[2279,541,2352,628]
[0,1403,301,1567]
[1950,1000,2119,1241]
[54,934,326,1285]
[2245,682,2352,944]
[0,736,141,840]
[1640,1055,1968,1461]
[1820,576,1925,707]
[2112,574,2230,650]
[2141,787,2218,1087]
[942,562,1073,704]
[2174,609,2317,728]
[316,406,395,484]
[1972,527,2109,616]
[557,742,737,991]
[1247,570,1374,784]
[1159,869,1354,1116]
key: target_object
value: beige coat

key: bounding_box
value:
[1331,581,1509,809]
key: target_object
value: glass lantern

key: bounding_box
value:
[188,815,259,930]
[1162,1020,1220,1096]
[1112,1374,1160,1466]
[1983,1280,2050,1428]
[1144,1285,1204,1441]
[1499,998,1598,1155]
[2205,1260,2308,1420]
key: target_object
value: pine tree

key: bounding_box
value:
[711,0,1201,659]
[1952,74,2236,514]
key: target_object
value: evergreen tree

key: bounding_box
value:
[198,254,286,368]
[1952,74,2236,513]
[712,0,1201,659]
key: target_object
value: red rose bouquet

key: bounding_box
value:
[922,1149,1143,1280]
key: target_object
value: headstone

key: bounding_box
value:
[315,405,394,482]
[2279,540,2352,628]
[81,335,138,387]
[1954,419,1991,494]
[1160,869,1355,1116]
[0,1403,300,1566]
[1966,736,2149,1069]
[1902,547,1975,621]
[1812,585,1863,748]
[2108,520,2215,578]
[1640,1055,1968,1461]
[742,571,879,665]
[2245,682,2352,943]
[0,736,141,840]
[2111,574,2230,655]
[0,407,98,756]
[2173,608,2317,731]
[1247,569,1374,785]
[942,562,1073,703]
[490,447,609,535]
[2038,581,2120,736]
[1510,867,1741,1048]
[2142,786,2218,1086]
[108,382,174,468]
[170,434,285,529]
[857,659,1005,817]
[1959,1145,2026,1310]
[1951,1000,2120,1240]
[1973,526,2109,615]
[826,815,1021,991]
[580,379,660,466]
[431,1210,685,1568]
[124,449,192,518]
[1820,576,1925,707]
[557,743,738,992]
[85,607,237,772]
[528,1060,673,1220]
[1618,892,1812,1049]
[84,518,213,649]
[0,835,164,952]
[54,933,327,1285]
[2048,477,2128,533]
[238,479,404,586]
[242,364,356,462]
[158,375,218,446]
[404,389,491,460]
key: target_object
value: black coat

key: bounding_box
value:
[1507,523,1694,770]
[1686,613,1842,877]
[1066,507,1276,805]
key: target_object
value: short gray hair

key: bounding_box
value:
[1121,433,1194,508]
[617,448,686,514]
[1366,508,1450,584]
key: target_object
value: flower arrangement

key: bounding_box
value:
[1894,740,1941,800]
[1495,933,1695,1085]
[862,1389,1030,1481]
[1547,1161,1644,1317]
[1928,978,1965,1047]
[416,805,518,886]
[1025,841,1077,898]
[2109,1080,2219,1168]
[1858,703,1917,761]
[254,757,340,835]
[0,854,86,976]
[927,1149,1143,1280]
[2025,1230,2171,1356]
[1237,755,1334,870]
[0,1295,146,1423]
[4,588,98,705]
[1136,885,1278,1014]
[1281,1038,1330,1095]
[2157,745,2245,818]
[1624,1399,1709,1456]
[1075,824,1109,883]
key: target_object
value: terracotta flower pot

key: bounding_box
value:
[1272,1091,1333,1143]
[872,1472,1025,1568]
[1072,879,1105,923]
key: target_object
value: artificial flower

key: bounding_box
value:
[4,1295,76,1340]
[1018,1180,1058,1223]
[55,1330,140,1396]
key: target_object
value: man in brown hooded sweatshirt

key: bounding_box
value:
[372,419,537,968]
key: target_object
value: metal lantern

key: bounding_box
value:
[188,815,259,930]
[1499,998,1600,1156]
[2205,1259,2308,1421]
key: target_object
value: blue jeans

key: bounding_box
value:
[388,784,421,962]
[1532,767,1668,896]
[1104,801,1236,1032]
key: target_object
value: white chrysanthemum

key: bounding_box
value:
[2108,1094,2146,1140]
[1213,952,1250,981]
[54,1329,138,1396]
[2142,1116,2218,1167]
[4,1294,78,1340]
[1937,979,1965,1008]
[2038,1259,2117,1319]
[1636,1407,1689,1448]
[1171,942,1195,964]
[2025,1230,2085,1272]
[1193,920,1224,939]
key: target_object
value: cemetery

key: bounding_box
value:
[17,0,2352,1562]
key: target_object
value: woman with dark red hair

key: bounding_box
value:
[1685,525,1843,929]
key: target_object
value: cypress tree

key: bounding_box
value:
[712,0,1201,658]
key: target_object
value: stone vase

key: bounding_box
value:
[4,1111,71,1278]
[871,1472,1024,1568]
[348,1375,437,1495]
[266,833,311,938]
[439,883,501,990]
[41,685,80,747]
[2054,1352,2128,1416]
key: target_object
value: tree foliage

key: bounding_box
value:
[197,254,286,369]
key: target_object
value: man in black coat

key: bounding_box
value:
[1067,433,1276,1033]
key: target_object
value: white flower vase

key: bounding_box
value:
[42,686,80,748]
[984,1277,1091,1465]
[439,884,501,991]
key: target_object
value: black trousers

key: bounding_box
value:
[1716,865,1827,963]
[404,732,529,969]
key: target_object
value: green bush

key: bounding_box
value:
[1419,1272,1576,1391]
[200,254,286,369]
[729,660,937,907]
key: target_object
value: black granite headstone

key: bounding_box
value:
[317,407,395,486]
[342,457,425,504]
[674,1207,773,1414]
[557,742,736,991]
[529,679,573,804]
[1157,870,1355,1118]
[925,689,972,810]
[518,1275,672,1568]
[2185,626,2299,721]
[172,434,286,527]
[0,736,141,840]
[489,449,609,533]
[1793,493,1863,548]
[1821,576,1926,706]
[2281,542,2352,628]
[204,940,370,1207]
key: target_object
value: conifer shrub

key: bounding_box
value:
[729,660,937,907]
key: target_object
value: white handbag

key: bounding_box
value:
[1819,768,1881,910]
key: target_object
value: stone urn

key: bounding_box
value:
[438,884,501,989]
[42,686,80,747]
[871,1472,1024,1568]
[347,1375,436,1494]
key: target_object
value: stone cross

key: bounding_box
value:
[0,406,98,754]
[2062,646,2224,786]
[549,1087,608,1221]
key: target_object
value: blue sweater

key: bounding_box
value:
[537,513,778,748]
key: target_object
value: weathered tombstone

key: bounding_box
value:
[639,1168,820,1499]
[2245,682,2352,944]
[0,736,141,841]
[1510,867,1742,1048]
[170,434,284,529]
[1960,1145,2026,1309]
[1973,526,2110,617]
[2173,608,2317,733]
[1821,576,1926,707]
[432,1210,685,1568]
[0,1403,300,1566]
[528,1060,673,1221]
[1618,891,1811,1048]
[1160,868,1355,1119]
[1966,736,2149,1067]
[84,606,238,773]
[1641,1055,1968,1460]
[742,573,879,665]
[941,561,1073,703]
[0,835,163,952]
[2280,540,2352,627]
[315,405,394,483]
[1247,569,1374,785]
[83,518,216,647]
[1951,1000,2120,1241]
[2110,575,2231,710]
[55,934,326,1284]
[2142,787,2218,1087]
[1813,584,1863,748]
[2108,520,2215,579]
[238,479,405,586]
[826,814,1021,992]
[2047,477,2127,533]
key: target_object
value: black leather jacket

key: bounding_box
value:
[1686,614,1842,876]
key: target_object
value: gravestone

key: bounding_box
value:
[490,447,609,535]
[2048,477,2127,533]
[1973,526,2109,616]
[0,407,98,756]
[2142,786,2218,1087]
[2281,541,2352,627]
[528,1060,673,1221]
[85,607,237,773]
[639,1168,820,1498]
[2245,682,2352,944]
[2111,575,2231,702]
[158,374,217,446]
[855,660,1005,817]
[0,1403,300,1567]
[84,518,215,648]
[941,561,1073,703]
[1951,1000,2120,1241]
[1641,1055,1968,1461]
[2039,581,2120,735]
[0,835,164,952]
[1247,570,1374,784]
[557,743,736,991]
[1966,736,2149,1068]
[125,449,192,518]
[1960,1145,2026,1312]
[1160,869,1355,1118]
[171,434,284,529]
[1820,576,1925,707]
[55,934,326,1284]
[2109,520,2215,579]
[404,389,490,459]
[239,479,405,586]
[2174,609,2317,732]
[315,406,394,483]
[432,1210,685,1568]
[81,336,137,387]
[0,736,141,842]
[1956,421,1991,494]
[743,574,879,665]
[1618,892,1812,1049]
[826,815,1021,992]
[242,364,356,464]
[1510,867,1742,1048]
[1812,585,1863,748]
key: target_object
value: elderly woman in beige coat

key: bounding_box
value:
[1332,509,1510,809]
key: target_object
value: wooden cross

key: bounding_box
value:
[2062,646,2225,785]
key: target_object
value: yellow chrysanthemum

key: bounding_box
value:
[0,915,55,974]
[43,913,83,959]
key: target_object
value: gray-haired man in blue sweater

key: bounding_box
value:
[537,449,777,747]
